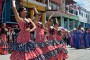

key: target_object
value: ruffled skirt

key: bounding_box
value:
[10,41,45,60]
[37,40,68,60]
[0,42,8,55]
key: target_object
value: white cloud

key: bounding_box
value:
[74,0,90,11]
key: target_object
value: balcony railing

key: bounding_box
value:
[23,0,47,7]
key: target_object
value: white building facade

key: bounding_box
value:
[66,3,90,28]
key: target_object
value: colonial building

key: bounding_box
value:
[46,0,79,30]
[0,0,47,24]
[0,0,90,29]
[66,2,90,28]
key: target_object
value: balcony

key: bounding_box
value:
[66,0,76,4]
[23,0,47,7]
[51,0,62,4]
[51,5,59,11]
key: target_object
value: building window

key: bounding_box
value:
[51,5,53,10]
[69,10,73,14]
[79,10,81,15]
[45,0,48,4]
[36,0,40,2]
[87,15,89,19]
[51,2,60,10]
[62,0,65,3]
[79,11,83,17]
[86,14,87,18]
[81,12,83,17]
[66,7,68,11]
[75,11,78,15]
[16,0,20,2]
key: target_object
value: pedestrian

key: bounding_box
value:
[83,28,89,48]
[70,29,76,48]
[88,29,90,48]
[13,25,20,43]
[10,0,45,60]
[0,23,8,55]
[74,26,82,49]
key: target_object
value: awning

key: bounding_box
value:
[46,10,79,20]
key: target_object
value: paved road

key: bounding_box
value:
[0,46,90,60]
[0,54,10,60]
[67,46,90,60]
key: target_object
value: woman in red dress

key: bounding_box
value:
[10,0,45,60]
[0,23,8,55]
[45,18,68,60]
[33,7,57,60]
[53,19,68,60]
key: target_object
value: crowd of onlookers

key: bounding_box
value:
[0,23,70,45]
[0,23,20,43]
[0,23,20,54]
[69,26,90,49]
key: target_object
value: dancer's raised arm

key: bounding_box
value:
[26,18,36,32]
[48,12,55,20]
[12,0,21,22]
[33,6,41,24]
[33,6,39,14]
[46,12,55,28]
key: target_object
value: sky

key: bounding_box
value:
[74,0,90,11]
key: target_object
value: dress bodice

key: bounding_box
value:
[17,21,31,43]
[48,28,56,40]
[56,34,62,40]
[35,26,45,42]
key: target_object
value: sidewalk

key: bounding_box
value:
[67,46,90,60]
[0,54,10,60]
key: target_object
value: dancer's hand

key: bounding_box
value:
[12,0,16,8]
[32,6,36,10]
[5,28,8,32]
[25,28,31,32]
[48,12,55,20]
[12,0,21,22]
[33,6,38,14]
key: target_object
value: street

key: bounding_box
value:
[0,46,90,60]
[67,46,90,60]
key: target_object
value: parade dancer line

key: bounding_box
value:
[45,17,68,60]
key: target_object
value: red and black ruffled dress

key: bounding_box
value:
[10,20,45,60]
[35,25,57,60]
[46,27,68,60]
[54,30,68,60]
